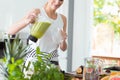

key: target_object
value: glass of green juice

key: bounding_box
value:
[30,21,51,39]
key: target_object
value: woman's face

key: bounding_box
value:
[48,0,64,10]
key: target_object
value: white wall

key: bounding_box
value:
[72,0,93,71]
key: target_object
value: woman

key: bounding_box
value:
[7,0,67,66]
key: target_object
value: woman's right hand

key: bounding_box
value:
[24,8,40,24]
[7,8,40,35]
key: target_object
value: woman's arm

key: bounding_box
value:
[60,14,67,51]
[7,8,40,35]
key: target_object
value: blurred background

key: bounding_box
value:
[0,0,120,72]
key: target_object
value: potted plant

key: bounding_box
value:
[0,35,30,80]
[0,35,64,80]
[29,47,64,80]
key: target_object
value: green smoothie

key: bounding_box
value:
[30,22,51,39]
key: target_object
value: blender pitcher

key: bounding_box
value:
[29,15,52,42]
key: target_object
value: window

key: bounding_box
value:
[91,0,120,60]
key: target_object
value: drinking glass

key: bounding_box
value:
[83,57,100,80]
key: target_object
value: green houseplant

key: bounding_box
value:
[29,47,64,80]
[0,35,29,80]
[0,34,64,80]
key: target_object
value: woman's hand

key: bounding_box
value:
[7,8,40,35]
[59,29,67,51]
[24,8,40,24]
[60,29,67,41]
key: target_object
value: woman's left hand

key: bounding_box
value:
[59,29,67,51]
[60,29,67,41]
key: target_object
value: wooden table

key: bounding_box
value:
[64,71,83,80]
